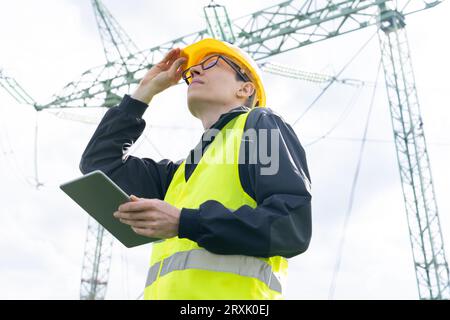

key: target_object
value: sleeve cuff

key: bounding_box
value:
[118,94,149,118]
[178,208,202,241]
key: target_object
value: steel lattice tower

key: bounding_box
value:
[79,0,148,300]
[377,3,449,299]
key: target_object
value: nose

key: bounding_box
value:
[189,64,203,78]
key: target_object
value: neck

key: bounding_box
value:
[192,102,242,130]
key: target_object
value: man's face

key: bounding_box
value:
[186,53,250,115]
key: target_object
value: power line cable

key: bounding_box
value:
[46,109,101,126]
[33,111,44,189]
[0,132,34,187]
[327,59,382,299]
[260,61,377,88]
[0,104,38,188]
[47,108,198,131]
[305,85,363,147]
[142,133,164,158]
[120,246,130,300]
[135,291,144,300]
[303,135,450,147]
[292,31,377,128]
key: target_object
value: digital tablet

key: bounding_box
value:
[60,170,158,248]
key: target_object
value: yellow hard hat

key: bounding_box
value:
[180,38,266,108]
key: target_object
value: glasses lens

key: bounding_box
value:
[202,56,219,70]
[221,56,250,82]
[181,55,220,85]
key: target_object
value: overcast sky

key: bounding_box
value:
[0,0,449,300]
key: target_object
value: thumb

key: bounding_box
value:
[130,194,141,201]
[169,57,187,76]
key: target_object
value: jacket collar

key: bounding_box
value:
[186,105,250,168]
[207,105,251,131]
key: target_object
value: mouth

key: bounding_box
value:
[189,80,204,86]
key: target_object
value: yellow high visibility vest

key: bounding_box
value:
[144,111,288,300]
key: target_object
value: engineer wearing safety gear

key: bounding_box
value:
[79,38,312,300]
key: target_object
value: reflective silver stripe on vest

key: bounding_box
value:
[145,249,282,293]
[145,261,161,288]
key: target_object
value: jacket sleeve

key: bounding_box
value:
[79,94,180,200]
[178,108,312,258]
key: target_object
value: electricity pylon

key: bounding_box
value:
[5,0,447,299]
[377,3,449,299]
[79,0,149,300]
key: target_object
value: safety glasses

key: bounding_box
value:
[182,54,250,85]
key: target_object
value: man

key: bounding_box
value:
[79,38,312,300]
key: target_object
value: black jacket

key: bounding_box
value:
[79,94,312,258]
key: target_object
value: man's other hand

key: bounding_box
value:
[114,195,181,239]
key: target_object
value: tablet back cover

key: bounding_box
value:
[60,170,158,247]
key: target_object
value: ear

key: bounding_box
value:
[237,82,255,99]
